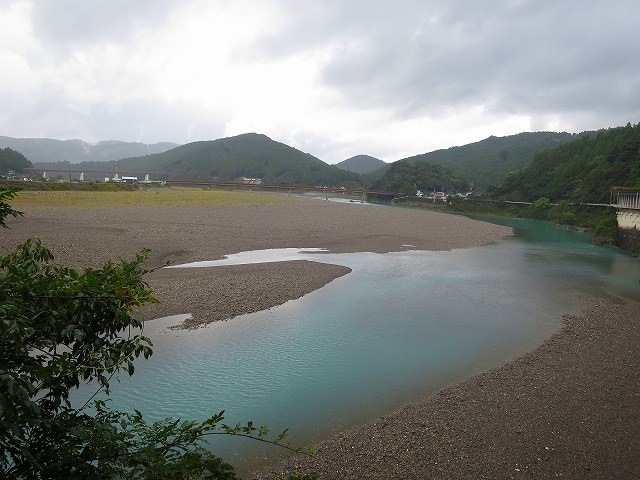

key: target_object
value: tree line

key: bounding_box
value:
[489,123,640,204]
[371,159,470,196]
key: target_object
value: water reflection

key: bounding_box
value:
[166,247,330,268]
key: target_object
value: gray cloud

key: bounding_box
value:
[2,0,639,162]
[29,0,179,49]
[79,100,227,145]
[259,0,640,126]
[18,93,226,145]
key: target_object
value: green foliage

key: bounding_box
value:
[525,197,552,219]
[0,187,23,227]
[400,181,417,196]
[4,179,139,192]
[450,198,620,247]
[373,159,470,194]
[400,131,583,190]
[592,213,621,247]
[0,239,158,477]
[0,148,33,174]
[492,123,640,203]
[531,197,551,208]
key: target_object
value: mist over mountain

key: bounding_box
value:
[0,136,178,164]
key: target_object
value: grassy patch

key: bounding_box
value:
[9,187,295,208]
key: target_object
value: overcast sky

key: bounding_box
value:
[1,0,639,164]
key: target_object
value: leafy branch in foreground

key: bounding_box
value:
[1,187,314,479]
[0,186,23,227]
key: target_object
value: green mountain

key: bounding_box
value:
[34,133,363,187]
[25,130,610,191]
[335,155,386,174]
[491,123,640,203]
[0,136,178,163]
[0,147,33,173]
[400,131,587,190]
[372,159,470,194]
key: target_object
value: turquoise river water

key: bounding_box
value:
[72,213,640,473]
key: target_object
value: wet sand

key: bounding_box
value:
[3,195,638,478]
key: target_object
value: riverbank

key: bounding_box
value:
[256,297,640,479]
[4,193,637,478]
[1,194,512,327]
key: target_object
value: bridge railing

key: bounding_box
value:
[612,190,640,210]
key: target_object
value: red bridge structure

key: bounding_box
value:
[23,167,399,199]
[166,179,399,200]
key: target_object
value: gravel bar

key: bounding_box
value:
[1,196,511,327]
[5,195,637,478]
[255,298,640,480]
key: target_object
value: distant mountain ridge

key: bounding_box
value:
[14,129,603,190]
[32,133,363,186]
[335,155,386,174]
[0,136,179,164]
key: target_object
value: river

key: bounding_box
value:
[71,214,640,473]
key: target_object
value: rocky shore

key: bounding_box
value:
[256,297,640,479]
[3,194,638,478]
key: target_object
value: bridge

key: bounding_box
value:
[612,190,640,210]
[24,168,167,182]
[22,169,396,198]
[165,179,398,200]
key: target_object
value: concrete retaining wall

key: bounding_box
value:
[619,227,640,252]
[616,209,640,252]
[617,209,640,230]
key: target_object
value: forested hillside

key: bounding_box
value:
[491,123,640,203]
[372,159,470,194]
[0,148,32,173]
[335,155,386,174]
[401,131,585,190]
[34,133,363,187]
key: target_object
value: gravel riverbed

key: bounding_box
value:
[2,197,511,327]
[3,195,638,479]
[255,298,640,480]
